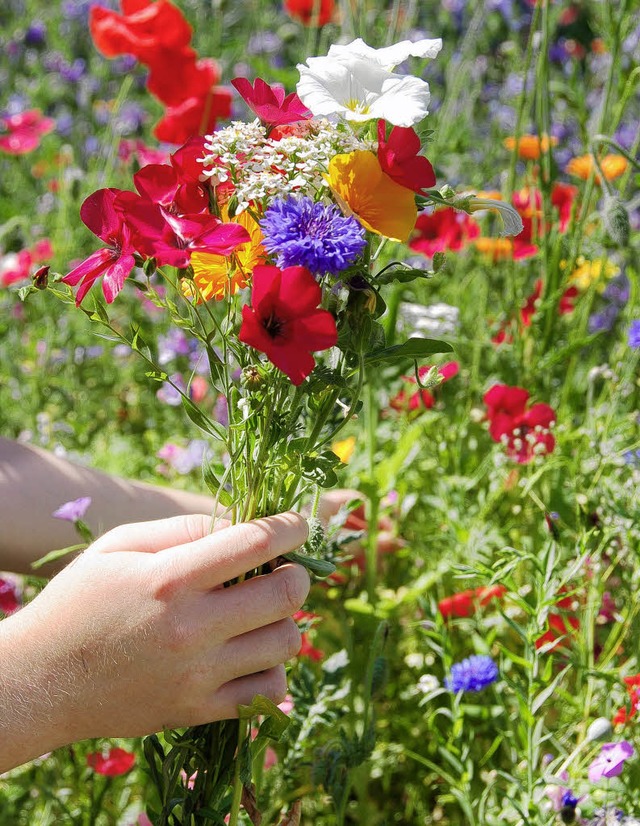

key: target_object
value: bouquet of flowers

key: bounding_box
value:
[36,34,522,825]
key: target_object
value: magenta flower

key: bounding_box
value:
[0,109,55,155]
[62,189,137,305]
[0,578,20,615]
[588,741,635,783]
[52,496,92,522]
[231,77,311,127]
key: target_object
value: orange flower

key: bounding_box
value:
[565,153,628,183]
[189,208,266,301]
[474,237,514,260]
[326,150,417,242]
[503,134,558,161]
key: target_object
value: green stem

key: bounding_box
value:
[228,719,249,826]
[364,379,380,603]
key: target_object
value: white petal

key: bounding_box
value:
[369,75,431,127]
[328,37,443,70]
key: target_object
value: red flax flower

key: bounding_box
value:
[63,189,137,306]
[87,746,135,776]
[231,77,311,129]
[483,384,556,463]
[377,120,436,194]
[239,265,337,385]
[0,109,55,155]
[410,207,479,257]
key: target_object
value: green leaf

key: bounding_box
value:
[181,396,225,441]
[375,265,435,285]
[283,551,336,577]
[365,337,454,364]
[202,460,233,507]
[17,284,37,301]
[238,694,290,729]
[145,370,169,383]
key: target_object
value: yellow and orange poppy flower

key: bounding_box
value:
[189,208,266,302]
[326,150,417,242]
[503,134,558,161]
[332,436,356,464]
[565,153,628,183]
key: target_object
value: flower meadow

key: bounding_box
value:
[1,0,639,824]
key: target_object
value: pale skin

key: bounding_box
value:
[0,511,310,774]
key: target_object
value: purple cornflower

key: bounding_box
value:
[260,196,366,277]
[588,741,635,783]
[603,273,630,307]
[588,304,620,334]
[52,496,92,522]
[627,320,640,349]
[24,22,47,48]
[445,655,499,693]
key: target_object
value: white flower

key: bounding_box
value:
[328,37,442,70]
[296,37,441,128]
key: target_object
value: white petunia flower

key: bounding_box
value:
[296,37,441,128]
[456,194,524,237]
[328,37,443,70]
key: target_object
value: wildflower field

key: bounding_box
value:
[1,0,639,824]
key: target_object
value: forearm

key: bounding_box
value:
[0,437,215,574]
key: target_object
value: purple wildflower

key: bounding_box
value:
[445,655,499,693]
[603,273,630,307]
[627,319,640,349]
[52,496,92,522]
[588,304,620,334]
[588,741,635,783]
[260,196,366,276]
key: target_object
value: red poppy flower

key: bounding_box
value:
[87,746,135,776]
[483,384,556,463]
[0,578,20,614]
[558,285,579,315]
[231,77,311,128]
[153,87,233,145]
[377,120,436,194]
[63,188,137,305]
[89,0,192,65]
[239,265,337,385]
[145,53,219,107]
[284,0,335,26]
[438,584,507,619]
[0,109,55,155]
[410,207,480,257]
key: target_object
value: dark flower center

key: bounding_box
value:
[263,311,284,338]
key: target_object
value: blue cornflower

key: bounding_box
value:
[628,319,640,349]
[260,196,366,277]
[561,791,579,809]
[445,655,499,693]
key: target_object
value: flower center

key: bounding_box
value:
[344,98,370,115]
[263,311,284,339]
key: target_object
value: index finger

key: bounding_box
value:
[160,511,309,589]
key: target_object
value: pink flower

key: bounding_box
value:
[87,746,135,776]
[0,578,20,615]
[62,188,137,305]
[0,109,55,155]
[231,77,311,128]
[588,741,634,782]
[483,384,556,463]
[52,496,92,522]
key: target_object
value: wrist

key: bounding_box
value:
[0,605,76,772]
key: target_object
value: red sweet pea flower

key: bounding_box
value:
[483,384,556,463]
[118,193,249,268]
[231,77,311,129]
[63,189,137,306]
[0,109,55,155]
[239,265,337,386]
[284,0,335,26]
[133,163,208,215]
[377,120,436,194]
[438,584,507,619]
[90,0,192,64]
[170,137,208,182]
[153,87,233,145]
[410,207,480,257]
[87,746,135,776]
[0,578,20,615]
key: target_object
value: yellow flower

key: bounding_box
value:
[503,134,558,161]
[567,256,620,291]
[332,436,356,464]
[565,153,628,183]
[190,208,266,302]
[326,150,417,242]
[474,237,513,260]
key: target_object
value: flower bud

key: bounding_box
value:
[603,195,630,248]
[143,256,157,277]
[32,265,50,290]
[586,717,613,743]
[240,365,265,390]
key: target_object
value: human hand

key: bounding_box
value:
[0,512,309,772]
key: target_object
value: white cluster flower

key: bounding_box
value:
[398,301,460,338]
[200,118,372,213]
